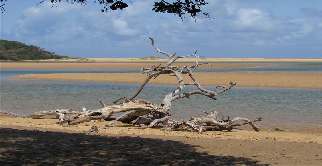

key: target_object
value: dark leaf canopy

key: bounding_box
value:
[0,0,209,18]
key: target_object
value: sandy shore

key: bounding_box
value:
[0,114,322,165]
[16,72,322,89]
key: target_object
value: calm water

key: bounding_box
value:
[2,62,322,76]
[1,62,322,129]
[209,62,322,72]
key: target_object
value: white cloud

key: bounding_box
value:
[112,19,138,36]
[275,18,320,44]
[23,2,80,17]
[234,8,274,31]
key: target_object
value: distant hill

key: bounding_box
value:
[0,39,68,61]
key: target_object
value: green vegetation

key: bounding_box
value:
[0,39,68,61]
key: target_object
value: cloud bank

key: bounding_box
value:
[2,0,322,57]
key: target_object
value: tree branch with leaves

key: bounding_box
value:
[1,0,209,18]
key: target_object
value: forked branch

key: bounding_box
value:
[30,38,261,132]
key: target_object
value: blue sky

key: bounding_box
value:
[1,0,322,58]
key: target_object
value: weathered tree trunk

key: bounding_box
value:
[30,38,262,132]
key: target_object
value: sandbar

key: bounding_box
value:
[16,72,322,89]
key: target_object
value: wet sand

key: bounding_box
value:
[16,72,322,89]
[0,114,322,165]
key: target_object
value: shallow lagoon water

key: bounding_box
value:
[1,63,322,129]
[1,77,321,129]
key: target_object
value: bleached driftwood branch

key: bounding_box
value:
[30,38,261,132]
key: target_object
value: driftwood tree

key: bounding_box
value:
[31,38,261,132]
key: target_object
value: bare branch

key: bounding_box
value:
[99,100,106,107]
[149,37,173,58]
[28,37,262,133]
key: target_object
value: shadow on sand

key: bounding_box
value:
[0,128,268,165]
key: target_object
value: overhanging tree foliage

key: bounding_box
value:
[0,0,209,18]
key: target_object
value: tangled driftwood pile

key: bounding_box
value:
[31,38,261,132]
